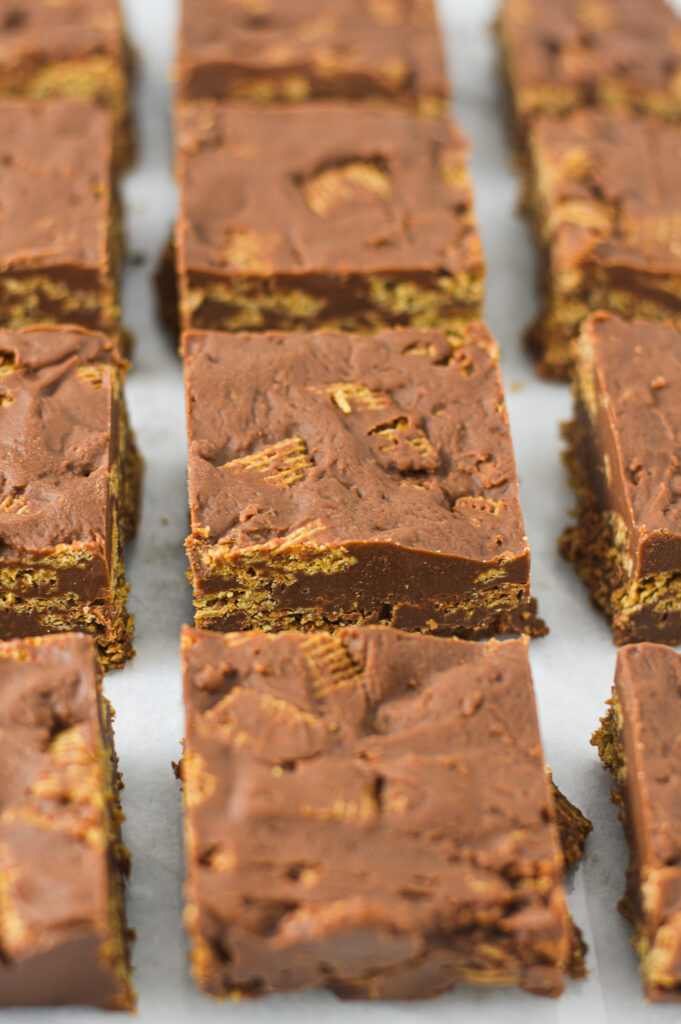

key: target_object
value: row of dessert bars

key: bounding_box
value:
[500,0,681,378]
[501,0,681,999]
[5,0,681,1011]
[168,0,592,1006]
[0,1,141,669]
[0,0,138,1011]
[500,0,681,647]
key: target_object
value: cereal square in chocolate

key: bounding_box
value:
[177,0,449,113]
[0,326,141,667]
[175,103,483,335]
[0,633,134,1008]
[525,110,681,378]
[562,313,681,645]
[0,0,134,167]
[184,324,543,639]
[181,625,580,1000]
[0,99,121,333]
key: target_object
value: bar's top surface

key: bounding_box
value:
[184,325,528,561]
[176,102,482,277]
[575,313,681,547]
[501,0,681,96]
[529,110,681,277]
[0,99,112,274]
[0,326,121,558]
[0,0,124,67]
[182,624,569,992]
[615,643,681,870]
[178,0,448,102]
[0,632,125,1006]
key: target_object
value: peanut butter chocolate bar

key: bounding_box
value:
[0,633,134,1008]
[524,111,681,378]
[561,313,681,645]
[181,625,583,1000]
[175,102,483,335]
[593,642,681,1001]
[0,100,121,333]
[177,0,449,114]
[499,0,681,145]
[184,324,543,638]
[0,0,134,168]
[0,326,141,667]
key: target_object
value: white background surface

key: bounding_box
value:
[10,1,681,1021]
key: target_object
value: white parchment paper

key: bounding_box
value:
[10,2,681,1021]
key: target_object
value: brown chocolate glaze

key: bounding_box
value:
[0,633,134,1008]
[595,643,681,1000]
[500,0,681,130]
[184,325,543,637]
[177,0,449,107]
[529,111,681,285]
[0,99,118,330]
[0,99,113,273]
[181,624,579,1000]
[177,102,477,276]
[0,325,122,558]
[175,101,483,331]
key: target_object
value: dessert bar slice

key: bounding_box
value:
[561,313,681,645]
[524,110,681,378]
[593,642,681,1001]
[181,624,583,1000]
[177,0,449,113]
[0,0,134,168]
[175,102,483,334]
[184,324,543,638]
[499,0,681,145]
[0,326,141,667]
[0,99,121,334]
[0,633,134,1008]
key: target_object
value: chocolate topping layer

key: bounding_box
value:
[182,625,576,999]
[177,0,449,107]
[0,99,113,277]
[0,325,122,557]
[0,0,125,69]
[573,314,681,577]
[500,0,681,119]
[529,111,681,283]
[176,102,481,278]
[185,325,525,557]
[0,633,134,1008]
